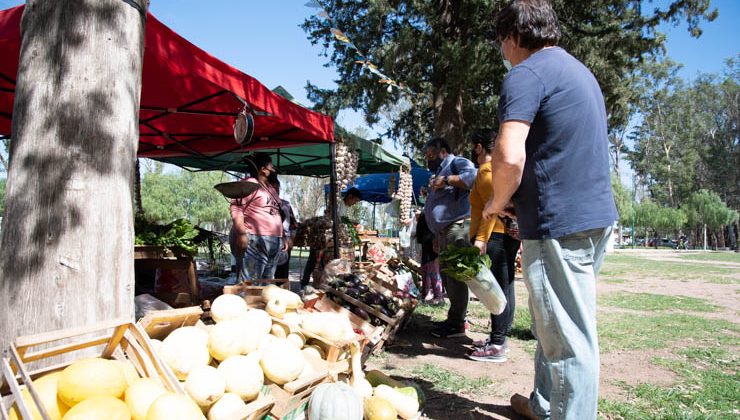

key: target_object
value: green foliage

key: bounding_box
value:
[411,364,494,396]
[302,1,716,150]
[600,253,737,282]
[134,216,200,256]
[634,199,686,237]
[683,189,739,232]
[611,174,633,227]
[679,252,740,263]
[140,168,231,225]
[438,245,491,282]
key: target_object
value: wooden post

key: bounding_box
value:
[0,0,148,360]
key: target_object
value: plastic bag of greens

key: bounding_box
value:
[439,245,507,315]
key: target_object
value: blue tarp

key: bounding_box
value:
[329,160,432,204]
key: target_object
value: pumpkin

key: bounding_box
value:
[207,393,246,420]
[307,382,362,420]
[62,396,130,420]
[259,338,305,385]
[373,385,419,419]
[124,378,167,420]
[210,294,249,323]
[363,396,398,420]
[184,365,225,408]
[217,355,263,402]
[8,371,69,420]
[57,358,127,407]
[145,393,205,420]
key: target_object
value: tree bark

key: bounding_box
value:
[0,0,147,359]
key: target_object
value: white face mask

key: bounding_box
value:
[500,43,512,71]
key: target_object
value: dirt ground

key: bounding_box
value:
[352,249,740,420]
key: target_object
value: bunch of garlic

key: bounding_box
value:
[334,139,358,192]
[393,165,414,225]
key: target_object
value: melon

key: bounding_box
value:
[217,355,263,402]
[241,309,272,336]
[207,393,246,420]
[62,396,130,420]
[210,294,249,323]
[184,365,225,409]
[8,371,69,420]
[207,319,260,361]
[145,393,205,420]
[124,378,167,420]
[57,358,127,407]
[363,396,398,420]
[259,339,305,385]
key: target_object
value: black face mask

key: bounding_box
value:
[426,157,442,172]
[470,149,479,167]
[267,170,278,184]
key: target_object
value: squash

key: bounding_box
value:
[57,358,127,407]
[211,294,249,323]
[286,332,305,349]
[301,312,356,342]
[373,384,419,419]
[8,371,69,420]
[241,309,272,336]
[124,378,167,420]
[270,323,289,339]
[307,382,362,420]
[363,396,397,420]
[349,341,372,398]
[301,345,325,360]
[217,355,263,402]
[365,370,406,388]
[207,393,246,420]
[159,327,211,380]
[62,396,130,420]
[145,393,205,420]
[259,338,305,385]
[261,285,302,309]
[184,365,225,409]
[208,318,260,361]
[265,297,286,319]
[110,359,140,387]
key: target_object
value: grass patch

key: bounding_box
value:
[599,347,739,419]
[598,312,739,352]
[603,277,628,284]
[600,254,736,282]
[411,363,494,396]
[679,252,740,263]
[599,292,719,313]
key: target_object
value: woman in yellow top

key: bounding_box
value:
[467,128,521,363]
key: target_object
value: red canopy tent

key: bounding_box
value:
[0,5,334,160]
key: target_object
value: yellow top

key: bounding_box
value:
[469,161,505,242]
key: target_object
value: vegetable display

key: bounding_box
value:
[392,165,413,225]
[134,216,200,256]
[439,245,492,282]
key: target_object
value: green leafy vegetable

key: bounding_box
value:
[135,215,200,256]
[439,245,491,282]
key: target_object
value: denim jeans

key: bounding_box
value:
[437,220,471,326]
[522,226,612,420]
[240,235,282,283]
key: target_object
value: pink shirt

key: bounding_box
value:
[230,178,283,237]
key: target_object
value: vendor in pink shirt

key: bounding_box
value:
[229,153,285,282]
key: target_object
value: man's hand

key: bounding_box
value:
[474,240,487,255]
[430,175,446,191]
[483,198,502,221]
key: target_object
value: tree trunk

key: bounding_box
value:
[0,0,147,358]
[433,89,465,152]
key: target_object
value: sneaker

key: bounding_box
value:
[472,337,510,353]
[430,321,467,338]
[466,342,508,362]
[510,393,538,420]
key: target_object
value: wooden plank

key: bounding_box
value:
[101,323,129,359]
[321,286,395,325]
[19,336,111,363]
[0,357,34,420]
[137,306,204,341]
[13,318,130,349]
[232,394,275,420]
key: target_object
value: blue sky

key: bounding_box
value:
[0,0,738,151]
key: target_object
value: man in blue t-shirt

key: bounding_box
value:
[483,1,617,419]
[422,137,477,338]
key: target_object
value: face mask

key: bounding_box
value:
[470,149,479,167]
[266,169,278,183]
[426,157,442,172]
[500,44,512,71]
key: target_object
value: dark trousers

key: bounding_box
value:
[438,220,471,326]
[488,232,521,345]
[301,247,318,287]
[275,249,292,279]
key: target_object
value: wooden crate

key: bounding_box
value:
[1,319,181,419]
[137,306,204,340]
[262,357,329,419]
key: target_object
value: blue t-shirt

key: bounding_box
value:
[423,155,477,234]
[499,47,617,239]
